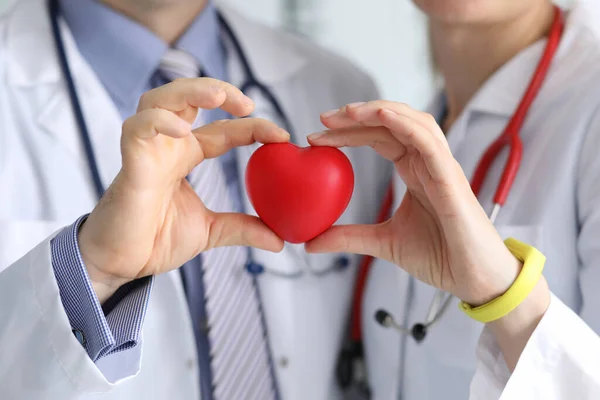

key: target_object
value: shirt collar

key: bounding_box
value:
[176,3,225,81]
[59,0,223,112]
[465,39,548,118]
[426,40,555,151]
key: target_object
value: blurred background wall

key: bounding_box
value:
[0,0,576,110]
[220,0,435,109]
[218,0,575,109]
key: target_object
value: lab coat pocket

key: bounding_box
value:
[0,220,65,272]
[248,244,355,277]
[249,245,304,276]
[306,250,356,275]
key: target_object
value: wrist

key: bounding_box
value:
[489,276,550,331]
[78,218,130,304]
[458,237,549,371]
[89,275,125,305]
[463,247,523,307]
[487,276,551,370]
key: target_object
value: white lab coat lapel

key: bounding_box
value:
[7,8,123,194]
[6,2,190,301]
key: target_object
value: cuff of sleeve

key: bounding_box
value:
[50,215,154,362]
[470,293,598,399]
[103,278,153,355]
[497,293,599,399]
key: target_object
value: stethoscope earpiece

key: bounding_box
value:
[411,323,427,343]
[374,309,392,327]
[374,309,428,342]
[374,289,454,343]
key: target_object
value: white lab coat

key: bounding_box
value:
[471,293,600,399]
[0,1,390,399]
[363,1,600,399]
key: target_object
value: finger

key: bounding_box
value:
[305,223,393,261]
[345,101,448,146]
[137,78,254,119]
[379,109,451,180]
[324,101,448,147]
[347,100,437,128]
[307,126,406,162]
[320,102,366,129]
[194,118,290,159]
[207,212,284,252]
[122,108,192,140]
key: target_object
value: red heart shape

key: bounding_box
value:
[245,143,354,243]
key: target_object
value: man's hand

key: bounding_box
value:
[79,78,289,303]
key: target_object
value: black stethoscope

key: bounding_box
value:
[48,0,349,278]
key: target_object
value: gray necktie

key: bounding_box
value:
[159,48,276,400]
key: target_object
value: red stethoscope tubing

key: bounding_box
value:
[350,183,394,342]
[471,5,565,203]
[349,5,565,346]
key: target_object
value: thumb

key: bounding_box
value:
[207,212,284,252]
[305,223,394,261]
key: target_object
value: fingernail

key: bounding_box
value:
[242,94,254,106]
[346,101,366,109]
[380,108,398,117]
[321,109,339,118]
[307,132,326,141]
[280,129,291,139]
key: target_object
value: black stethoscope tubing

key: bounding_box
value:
[49,0,104,200]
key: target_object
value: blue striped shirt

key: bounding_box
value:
[51,216,153,360]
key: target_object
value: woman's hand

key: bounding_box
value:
[307,101,552,369]
[306,101,521,306]
[78,78,289,303]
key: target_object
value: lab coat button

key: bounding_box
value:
[186,358,195,370]
[278,356,289,368]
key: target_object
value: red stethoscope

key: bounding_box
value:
[337,4,565,392]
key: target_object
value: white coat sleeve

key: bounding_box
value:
[575,106,600,334]
[0,233,145,398]
[469,109,600,400]
[470,293,600,400]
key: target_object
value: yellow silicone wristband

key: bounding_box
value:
[459,238,546,323]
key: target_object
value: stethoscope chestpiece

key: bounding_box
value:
[245,261,265,275]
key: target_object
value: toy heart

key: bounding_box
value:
[245,143,354,244]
